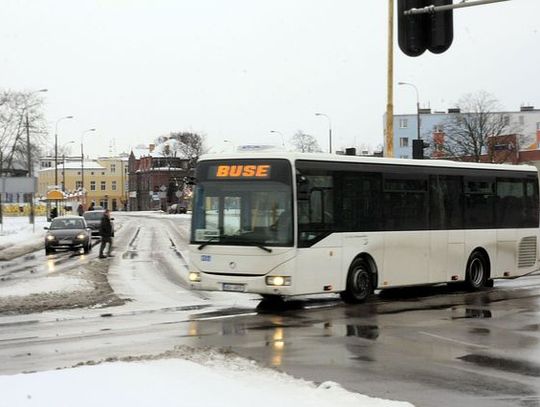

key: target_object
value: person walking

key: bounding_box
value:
[88,201,95,211]
[99,209,113,258]
[77,203,84,216]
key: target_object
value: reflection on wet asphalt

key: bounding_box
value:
[188,279,540,407]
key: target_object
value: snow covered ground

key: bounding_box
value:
[0,211,414,407]
[0,349,413,407]
[0,216,49,260]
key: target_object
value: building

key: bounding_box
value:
[128,143,190,211]
[37,155,129,211]
[386,106,540,159]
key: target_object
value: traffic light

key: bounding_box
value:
[428,0,453,54]
[398,0,428,57]
[398,0,453,57]
[412,139,429,159]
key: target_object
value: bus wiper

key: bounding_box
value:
[197,236,220,250]
[222,235,273,253]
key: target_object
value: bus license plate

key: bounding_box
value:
[222,283,245,292]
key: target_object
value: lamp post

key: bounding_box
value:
[60,141,75,192]
[54,115,74,189]
[315,112,332,153]
[80,128,96,205]
[25,88,48,231]
[270,130,285,148]
[398,82,421,141]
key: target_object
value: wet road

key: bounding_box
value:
[1,213,540,406]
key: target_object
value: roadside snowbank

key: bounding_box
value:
[0,216,48,260]
[0,348,413,407]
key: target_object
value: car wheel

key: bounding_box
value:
[45,247,53,255]
[83,243,90,254]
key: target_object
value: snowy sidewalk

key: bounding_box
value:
[0,216,48,260]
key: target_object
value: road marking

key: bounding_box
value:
[418,331,489,349]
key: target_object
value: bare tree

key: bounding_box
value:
[438,91,520,162]
[290,131,322,153]
[155,131,208,171]
[0,89,48,174]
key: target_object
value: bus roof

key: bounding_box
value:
[198,151,538,173]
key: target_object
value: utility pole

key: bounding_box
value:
[25,111,35,231]
[385,0,395,157]
[0,150,3,232]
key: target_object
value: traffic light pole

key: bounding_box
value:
[404,0,510,15]
[385,0,394,158]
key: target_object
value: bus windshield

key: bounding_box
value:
[191,159,293,247]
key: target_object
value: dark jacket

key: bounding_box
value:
[99,214,113,238]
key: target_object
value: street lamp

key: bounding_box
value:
[80,128,96,201]
[270,130,285,148]
[25,88,48,230]
[315,113,332,154]
[61,141,75,192]
[54,115,74,189]
[398,81,420,141]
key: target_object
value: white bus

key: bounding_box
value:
[188,152,539,303]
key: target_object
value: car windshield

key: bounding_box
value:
[83,212,105,221]
[50,218,85,230]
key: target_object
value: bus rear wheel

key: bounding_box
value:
[340,258,373,304]
[465,251,488,291]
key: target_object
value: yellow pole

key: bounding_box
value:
[385,0,394,158]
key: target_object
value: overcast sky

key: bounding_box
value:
[1,0,539,157]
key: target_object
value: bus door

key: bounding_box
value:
[296,175,342,293]
[429,175,464,283]
[382,174,429,286]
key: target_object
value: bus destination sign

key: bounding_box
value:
[213,164,271,179]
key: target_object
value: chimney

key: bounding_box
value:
[149,144,155,153]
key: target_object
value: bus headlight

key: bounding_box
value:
[266,276,291,286]
[189,272,201,282]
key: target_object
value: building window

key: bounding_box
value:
[112,181,117,191]
[399,119,408,128]
[99,199,108,209]
[399,137,409,148]
[76,181,82,189]
[101,181,106,191]
[91,172,94,175]
[111,164,116,173]
[90,181,96,191]
[102,172,105,175]
[399,155,409,159]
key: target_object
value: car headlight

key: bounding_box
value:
[265,276,291,286]
[76,233,86,240]
[188,272,201,282]
[46,235,55,241]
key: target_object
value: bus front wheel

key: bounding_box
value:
[465,251,488,291]
[340,258,373,304]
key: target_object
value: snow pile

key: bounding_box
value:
[0,348,413,407]
[0,216,48,260]
[0,275,92,298]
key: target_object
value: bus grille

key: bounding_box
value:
[518,236,537,268]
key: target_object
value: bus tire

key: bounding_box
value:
[340,258,373,304]
[465,251,488,291]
